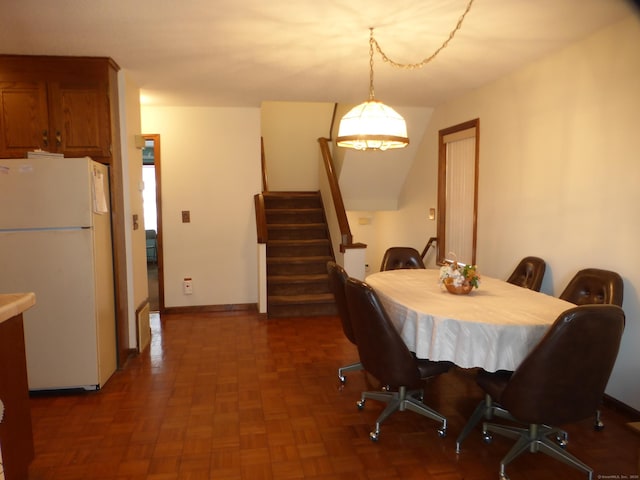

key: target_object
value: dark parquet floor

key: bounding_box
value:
[27,311,640,479]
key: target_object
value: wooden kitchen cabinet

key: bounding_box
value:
[0,55,117,161]
[0,80,49,156]
[0,312,34,480]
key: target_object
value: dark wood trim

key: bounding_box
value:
[260,136,268,193]
[317,137,354,247]
[254,193,268,244]
[142,134,164,313]
[163,303,258,315]
[603,394,640,420]
[339,242,367,253]
[0,313,34,480]
[436,118,479,266]
[105,63,130,369]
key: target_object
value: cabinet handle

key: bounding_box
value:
[56,131,62,147]
[42,130,48,147]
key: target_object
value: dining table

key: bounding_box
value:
[365,269,575,372]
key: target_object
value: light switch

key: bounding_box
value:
[182,210,190,223]
[429,208,436,220]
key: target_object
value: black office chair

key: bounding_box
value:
[380,247,426,271]
[326,261,363,384]
[479,305,625,480]
[559,268,623,307]
[506,256,546,291]
[344,277,450,441]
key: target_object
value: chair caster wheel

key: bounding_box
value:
[356,399,365,410]
[594,421,604,431]
[369,431,379,442]
[556,432,568,448]
[338,375,346,384]
[482,432,493,444]
[437,427,447,438]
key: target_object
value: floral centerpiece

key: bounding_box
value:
[439,261,480,295]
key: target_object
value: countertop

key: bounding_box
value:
[0,293,36,323]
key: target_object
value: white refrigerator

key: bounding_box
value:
[0,156,117,391]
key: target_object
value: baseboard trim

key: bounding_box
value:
[603,393,640,420]
[162,303,258,315]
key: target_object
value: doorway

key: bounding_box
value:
[436,119,479,266]
[142,134,164,312]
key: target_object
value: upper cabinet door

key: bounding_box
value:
[0,81,49,157]
[48,81,111,158]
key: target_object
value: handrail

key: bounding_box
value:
[421,236,437,260]
[254,193,268,244]
[260,137,268,193]
[318,137,354,247]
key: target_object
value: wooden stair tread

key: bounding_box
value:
[263,191,321,196]
[268,293,335,304]
[267,256,332,263]
[268,274,328,283]
[262,190,335,317]
[268,239,329,245]
[268,223,327,229]
[266,207,323,212]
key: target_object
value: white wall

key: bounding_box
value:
[369,15,640,410]
[260,101,334,191]
[118,71,146,348]
[141,106,261,308]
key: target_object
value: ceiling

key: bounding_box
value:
[0,0,637,108]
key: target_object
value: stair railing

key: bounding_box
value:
[260,137,268,193]
[254,193,267,244]
[318,137,353,247]
[255,137,268,245]
[421,236,438,261]
[255,138,269,314]
[318,137,366,279]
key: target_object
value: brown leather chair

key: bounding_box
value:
[327,261,363,383]
[479,305,625,480]
[344,277,450,441]
[559,268,623,431]
[559,268,624,307]
[506,256,546,291]
[380,247,425,271]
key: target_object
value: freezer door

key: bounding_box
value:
[0,228,116,390]
[0,157,95,229]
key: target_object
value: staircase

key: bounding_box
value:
[264,191,337,317]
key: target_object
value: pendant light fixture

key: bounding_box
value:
[337,0,475,151]
[336,28,409,151]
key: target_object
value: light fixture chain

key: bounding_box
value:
[371,0,475,70]
[369,28,376,100]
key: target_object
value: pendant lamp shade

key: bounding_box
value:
[337,5,474,151]
[336,100,409,151]
[336,28,409,151]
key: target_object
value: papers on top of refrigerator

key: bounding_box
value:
[27,150,64,159]
[92,167,109,214]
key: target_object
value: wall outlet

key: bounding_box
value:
[183,278,193,295]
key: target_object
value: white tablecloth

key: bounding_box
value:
[366,269,574,372]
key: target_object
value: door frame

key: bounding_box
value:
[143,134,165,313]
[436,118,480,266]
